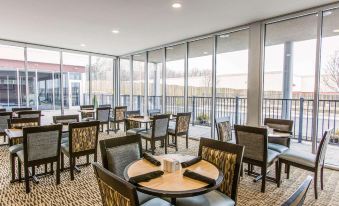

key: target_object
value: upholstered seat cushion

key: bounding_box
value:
[9,144,23,154]
[268,143,289,153]
[139,130,152,139]
[141,197,171,206]
[176,190,235,206]
[61,143,70,156]
[138,191,157,205]
[126,128,146,136]
[279,149,316,168]
[267,149,280,164]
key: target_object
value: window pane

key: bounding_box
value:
[148,49,163,112]
[319,9,339,166]
[216,29,249,125]
[188,38,213,138]
[90,56,114,107]
[0,45,24,108]
[263,14,318,151]
[120,56,131,109]
[133,53,145,114]
[166,44,185,114]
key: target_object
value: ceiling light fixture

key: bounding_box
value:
[323,11,332,16]
[172,3,182,8]
[220,34,230,38]
[112,29,120,34]
[203,51,208,55]
[333,29,339,33]
[80,43,86,47]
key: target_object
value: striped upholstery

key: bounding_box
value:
[96,178,131,206]
[71,126,97,152]
[236,131,264,161]
[202,146,237,197]
[27,131,59,161]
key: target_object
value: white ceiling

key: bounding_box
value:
[0,0,336,56]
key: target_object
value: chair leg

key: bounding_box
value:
[314,171,318,199]
[321,165,324,190]
[50,163,54,175]
[86,155,89,164]
[240,163,243,177]
[164,138,167,154]
[261,166,267,193]
[175,135,178,151]
[186,134,188,148]
[275,161,279,187]
[94,152,98,162]
[70,157,75,181]
[61,152,64,171]
[286,164,290,179]
[24,164,30,193]
[278,161,282,188]
[56,159,60,185]
[10,154,16,181]
[18,160,22,182]
[151,141,155,155]
[145,140,148,151]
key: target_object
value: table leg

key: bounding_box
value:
[171,198,176,205]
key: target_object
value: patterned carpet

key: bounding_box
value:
[0,131,339,206]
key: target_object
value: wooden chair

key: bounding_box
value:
[12,107,33,112]
[168,112,191,151]
[80,105,95,120]
[96,107,111,134]
[53,114,79,143]
[148,109,161,117]
[278,129,333,199]
[17,124,62,193]
[92,162,171,206]
[17,110,41,119]
[125,110,145,135]
[7,117,40,182]
[0,108,6,112]
[0,112,12,145]
[139,114,170,155]
[61,121,100,180]
[98,104,111,108]
[109,106,127,132]
[234,124,280,193]
[281,176,312,206]
[215,116,232,142]
[176,137,244,206]
[264,118,293,154]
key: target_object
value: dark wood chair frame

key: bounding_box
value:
[92,162,140,206]
[278,129,333,199]
[17,110,42,119]
[142,114,170,155]
[0,108,6,112]
[80,105,95,120]
[281,176,313,206]
[53,114,80,124]
[12,107,33,112]
[100,135,143,170]
[168,112,191,151]
[234,124,280,193]
[215,116,232,142]
[264,118,293,148]
[0,112,12,146]
[198,137,244,204]
[109,106,127,132]
[96,107,111,134]
[61,120,100,180]
[124,110,142,132]
[18,124,62,193]
[148,109,161,117]
[98,104,112,108]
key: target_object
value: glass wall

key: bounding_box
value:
[166,44,185,114]
[90,56,114,107]
[263,14,318,151]
[216,30,249,125]
[120,56,131,108]
[188,38,213,138]
[133,53,145,114]
[148,49,163,112]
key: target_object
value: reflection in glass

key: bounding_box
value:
[133,53,145,113]
[120,56,131,109]
[148,49,163,112]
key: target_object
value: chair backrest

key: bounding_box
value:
[92,162,139,206]
[125,111,141,130]
[215,116,232,142]
[8,117,40,129]
[12,107,33,112]
[100,135,142,177]
[264,118,293,133]
[53,115,79,125]
[148,109,161,117]
[69,121,100,154]
[198,137,244,203]
[175,112,191,134]
[22,125,62,163]
[0,112,12,132]
[97,107,111,122]
[99,104,111,108]
[152,114,170,138]
[234,125,267,162]
[316,129,333,168]
[0,108,6,112]
[114,106,127,121]
[80,105,95,119]
[17,110,41,118]
[281,176,313,206]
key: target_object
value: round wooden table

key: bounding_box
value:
[124,154,224,205]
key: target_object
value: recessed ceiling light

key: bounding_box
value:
[333,29,339,33]
[203,51,208,55]
[323,11,332,16]
[80,43,86,47]
[172,3,182,8]
[167,47,173,50]
[220,34,230,38]
[112,29,120,34]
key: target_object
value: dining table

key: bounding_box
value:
[124,153,224,205]
[126,115,176,130]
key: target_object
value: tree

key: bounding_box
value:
[322,53,339,92]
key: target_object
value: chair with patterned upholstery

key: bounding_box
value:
[53,115,79,144]
[8,117,40,182]
[0,108,6,112]
[61,121,100,180]
[92,162,171,206]
[125,110,146,135]
[109,106,127,132]
[176,137,244,206]
[16,124,62,193]
[96,107,111,134]
[99,104,112,108]
[0,112,12,145]
[99,135,155,204]
[168,112,191,151]
[215,116,232,142]
[80,105,95,121]
[234,124,280,193]
[12,107,32,112]
[282,176,312,206]
[139,114,170,155]
[264,118,293,154]
[278,129,333,199]
[17,110,41,119]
